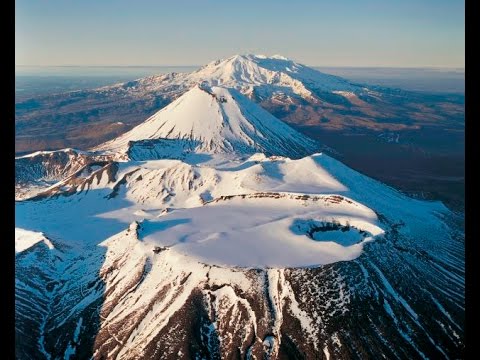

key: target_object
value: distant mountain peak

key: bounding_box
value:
[201,53,298,72]
[188,53,360,95]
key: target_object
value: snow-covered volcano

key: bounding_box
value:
[14,55,464,359]
[185,54,362,97]
[96,84,319,159]
[96,54,362,99]
[90,53,367,111]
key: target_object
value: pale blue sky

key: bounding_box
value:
[15,0,464,67]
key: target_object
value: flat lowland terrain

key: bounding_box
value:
[296,126,464,212]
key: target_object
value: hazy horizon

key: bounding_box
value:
[15,64,465,97]
[15,64,465,70]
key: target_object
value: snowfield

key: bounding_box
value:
[16,152,387,267]
[139,194,384,268]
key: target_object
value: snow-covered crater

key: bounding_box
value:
[138,193,384,268]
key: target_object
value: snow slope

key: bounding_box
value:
[16,152,448,267]
[15,148,464,359]
[15,148,90,200]
[96,85,319,159]
[15,228,54,253]
[15,145,464,357]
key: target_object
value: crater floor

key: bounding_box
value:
[139,194,384,268]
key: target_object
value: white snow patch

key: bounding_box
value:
[323,345,330,360]
[15,228,54,253]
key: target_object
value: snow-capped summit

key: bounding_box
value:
[96,84,319,159]
[187,54,362,96]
